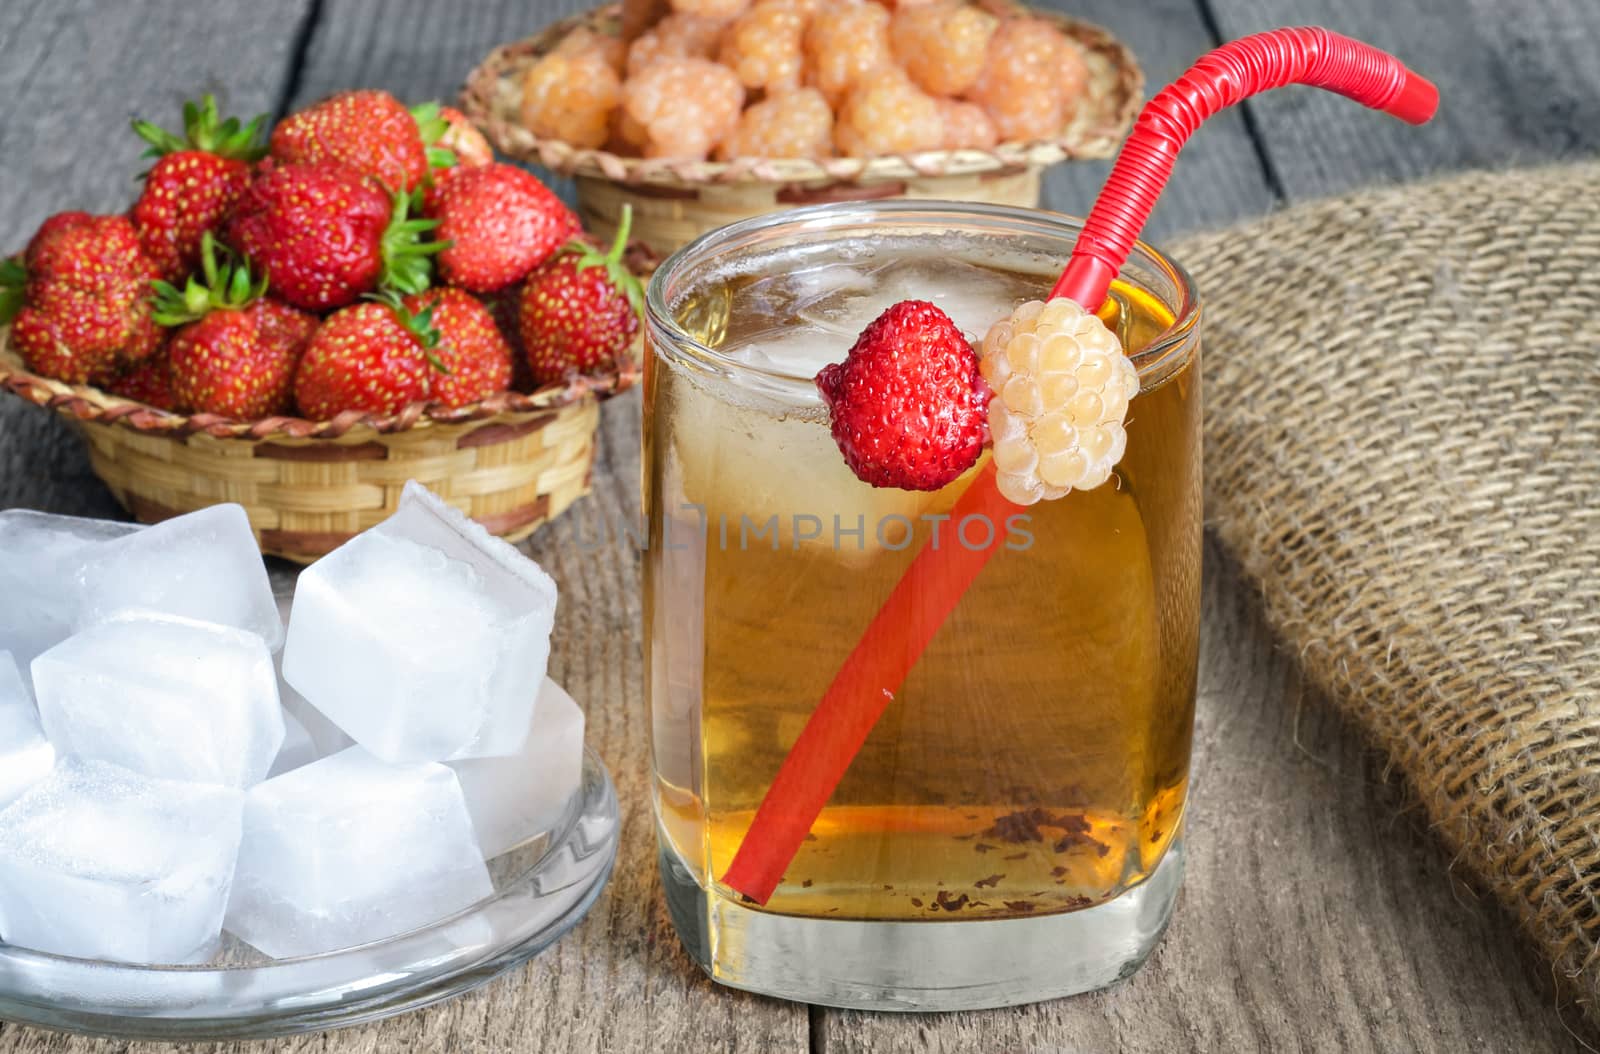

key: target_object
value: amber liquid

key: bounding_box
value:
[644,260,1201,923]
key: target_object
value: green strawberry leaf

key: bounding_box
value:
[378,187,451,296]
[132,93,267,161]
[148,233,264,326]
[570,204,645,322]
[0,255,27,325]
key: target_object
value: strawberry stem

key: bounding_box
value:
[132,93,267,162]
[569,204,644,321]
[150,232,267,326]
[378,186,448,296]
[369,289,450,374]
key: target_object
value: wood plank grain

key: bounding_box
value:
[818,541,1590,1054]
[0,0,313,519]
[1202,0,1600,200]
[1035,0,1282,242]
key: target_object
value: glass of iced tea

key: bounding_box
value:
[642,200,1201,1010]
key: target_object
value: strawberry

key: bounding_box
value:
[518,206,643,386]
[130,94,266,281]
[815,300,990,491]
[482,289,535,391]
[104,348,179,411]
[293,294,440,419]
[152,235,316,418]
[400,288,512,407]
[0,212,164,384]
[436,105,494,168]
[269,90,434,192]
[425,162,577,293]
[224,163,441,311]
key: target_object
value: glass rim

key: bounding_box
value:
[644,199,1202,390]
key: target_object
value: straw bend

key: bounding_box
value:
[1053,27,1440,306]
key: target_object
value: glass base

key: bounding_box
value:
[660,831,1184,1011]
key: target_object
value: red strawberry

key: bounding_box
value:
[1,212,164,383]
[130,94,266,280]
[152,235,316,418]
[225,163,441,311]
[269,90,432,191]
[293,295,440,419]
[518,206,643,386]
[426,163,577,292]
[400,288,512,407]
[815,300,989,491]
[105,348,179,411]
[481,289,534,391]
[436,106,494,168]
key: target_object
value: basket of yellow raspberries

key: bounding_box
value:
[461,0,1143,254]
[0,92,643,562]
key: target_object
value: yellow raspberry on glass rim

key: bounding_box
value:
[978,297,1139,505]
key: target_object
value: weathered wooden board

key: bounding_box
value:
[1206,0,1600,200]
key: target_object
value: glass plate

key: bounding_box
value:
[0,747,619,1041]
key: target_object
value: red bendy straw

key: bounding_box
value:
[721,27,1439,906]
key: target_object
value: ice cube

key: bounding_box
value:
[273,592,352,762]
[268,708,318,778]
[225,746,493,958]
[278,673,353,759]
[0,757,243,964]
[794,256,1027,342]
[74,504,282,650]
[449,678,586,858]
[33,612,284,789]
[282,483,557,763]
[0,653,53,810]
[0,511,142,691]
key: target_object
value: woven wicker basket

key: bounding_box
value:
[461,1,1143,255]
[0,336,636,563]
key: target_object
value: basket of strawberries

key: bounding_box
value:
[0,92,641,563]
[460,0,1143,254]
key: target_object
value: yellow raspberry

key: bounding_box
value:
[520,48,623,149]
[719,0,808,91]
[804,0,893,107]
[978,298,1140,505]
[937,98,998,150]
[556,25,626,73]
[623,57,745,159]
[626,12,732,76]
[718,87,834,159]
[890,1,997,97]
[669,0,750,17]
[835,67,944,157]
[966,17,1089,143]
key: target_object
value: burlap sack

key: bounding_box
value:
[1172,162,1600,1024]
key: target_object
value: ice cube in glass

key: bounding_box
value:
[281,483,557,763]
[0,652,53,810]
[225,746,492,958]
[449,678,586,858]
[74,504,282,649]
[0,757,244,964]
[32,612,284,789]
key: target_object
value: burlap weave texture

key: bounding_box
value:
[1174,162,1600,1023]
